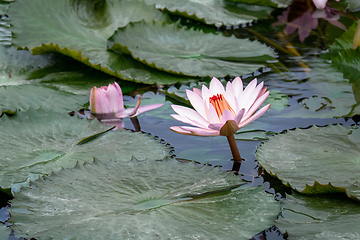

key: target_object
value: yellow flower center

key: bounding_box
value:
[209,94,235,120]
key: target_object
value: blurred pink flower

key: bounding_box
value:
[312,0,339,10]
[90,82,163,129]
[273,5,346,42]
[170,77,270,137]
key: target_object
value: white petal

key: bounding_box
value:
[170,126,219,136]
[171,105,209,127]
[186,89,208,120]
[238,78,262,113]
[224,81,237,111]
[221,110,235,123]
[242,91,270,120]
[238,104,270,129]
[208,103,221,124]
[232,77,244,99]
[209,77,225,95]
[171,114,208,129]
[234,108,245,124]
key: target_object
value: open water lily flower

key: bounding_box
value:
[170,77,270,137]
[90,82,163,129]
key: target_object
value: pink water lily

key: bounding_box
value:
[273,1,346,42]
[170,77,270,164]
[90,82,163,129]
[170,77,270,137]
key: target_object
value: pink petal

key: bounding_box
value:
[208,103,221,124]
[313,0,327,9]
[192,88,202,97]
[327,20,347,31]
[131,103,163,117]
[186,89,208,120]
[89,86,99,113]
[208,123,223,131]
[170,126,220,136]
[238,104,271,129]
[224,81,237,111]
[221,109,235,123]
[238,78,261,112]
[243,91,270,120]
[106,83,124,114]
[209,77,225,95]
[234,108,245,124]
[171,105,209,127]
[171,114,208,129]
[231,77,243,98]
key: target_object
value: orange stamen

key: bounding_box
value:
[209,94,235,120]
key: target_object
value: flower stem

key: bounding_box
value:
[130,116,141,132]
[226,134,242,162]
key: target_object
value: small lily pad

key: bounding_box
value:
[276,193,360,239]
[108,21,275,77]
[256,124,360,201]
[9,160,280,239]
[0,108,170,190]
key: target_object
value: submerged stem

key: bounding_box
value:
[226,134,242,162]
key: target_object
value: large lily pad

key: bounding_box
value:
[256,124,360,200]
[9,159,279,240]
[9,0,192,84]
[0,108,170,190]
[144,0,273,27]
[276,193,360,239]
[0,84,88,113]
[109,21,275,77]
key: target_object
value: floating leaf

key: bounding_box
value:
[276,193,360,239]
[0,84,88,113]
[256,124,360,200]
[0,108,170,190]
[9,0,192,84]
[9,160,279,239]
[144,0,273,27]
[108,21,275,77]
[0,46,55,86]
[0,224,10,240]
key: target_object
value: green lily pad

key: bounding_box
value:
[0,14,11,46]
[0,46,55,86]
[0,108,170,190]
[0,224,10,240]
[0,84,88,113]
[256,124,360,201]
[9,0,192,84]
[276,193,360,239]
[108,21,275,77]
[9,159,279,239]
[144,0,273,27]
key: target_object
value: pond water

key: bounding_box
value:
[1,0,360,239]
